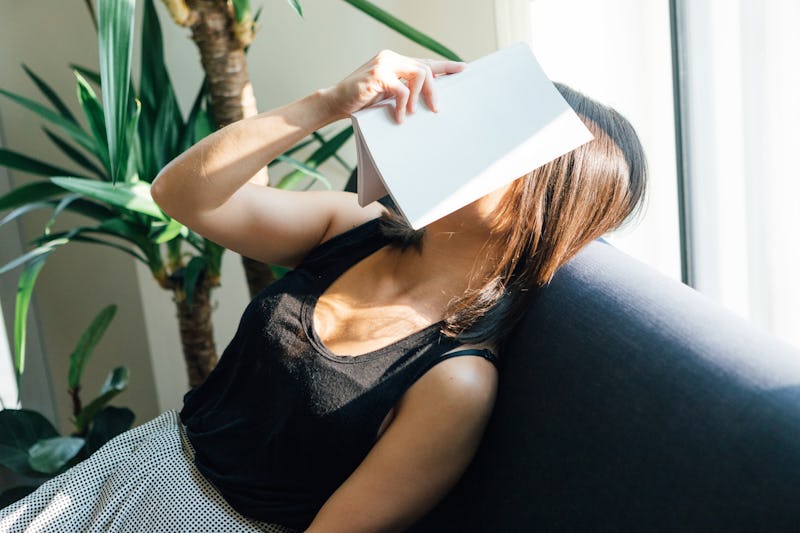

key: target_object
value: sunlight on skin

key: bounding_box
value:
[241,81,270,186]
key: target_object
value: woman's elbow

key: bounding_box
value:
[150,166,180,218]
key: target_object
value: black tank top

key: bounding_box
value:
[180,218,498,530]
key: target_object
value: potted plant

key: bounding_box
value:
[0,0,461,391]
[0,305,136,507]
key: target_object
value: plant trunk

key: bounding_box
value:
[186,0,255,127]
[185,0,275,298]
[174,281,218,388]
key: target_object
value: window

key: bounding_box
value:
[497,0,799,347]
[676,0,800,347]
[498,0,682,280]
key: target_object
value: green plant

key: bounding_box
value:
[0,0,460,391]
[0,0,339,390]
[0,305,134,508]
[0,0,225,389]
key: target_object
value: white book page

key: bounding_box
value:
[352,43,594,229]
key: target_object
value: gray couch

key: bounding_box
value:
[413,241,800,531]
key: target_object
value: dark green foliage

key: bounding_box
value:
[0,306,134,506]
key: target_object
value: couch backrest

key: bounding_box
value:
[413,241,800,531]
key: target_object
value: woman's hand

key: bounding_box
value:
[323,50,466,123]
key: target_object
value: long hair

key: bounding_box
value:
[380,83,648,346]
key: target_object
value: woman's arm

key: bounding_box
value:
[151,51,466,267]
[305,354,499,533]
[151,90,377,267]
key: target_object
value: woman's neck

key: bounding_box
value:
[387,210,499,301]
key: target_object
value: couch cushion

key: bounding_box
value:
[413,241,800,531]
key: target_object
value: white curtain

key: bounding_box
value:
[681,0,800,347]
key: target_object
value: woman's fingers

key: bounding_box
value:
[418,58,468,77]
[385,56,461,120]
[419,65,437,113]
[406,66,430,114]
[402,59,465,116]
[384,76,410,123]
[329,50,466,123]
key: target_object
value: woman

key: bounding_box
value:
[0,50,645,532]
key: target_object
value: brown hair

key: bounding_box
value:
[381,83,647,345]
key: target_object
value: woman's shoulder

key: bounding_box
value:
[320,193,386,245]
[405,345,499,409]
[293,198,386,271]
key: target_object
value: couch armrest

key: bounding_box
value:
[413,241,800,531]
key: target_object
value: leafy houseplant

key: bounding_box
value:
[0,0,460,391]
[0,305,135,508]
[1,0,226,389]
[0,0,341,389]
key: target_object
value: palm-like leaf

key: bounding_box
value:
[75,73,111,174]
[0,87,98,157]
[0,195,102,234]
[43,194,83,234]
[178,80,209,153]
[275,155,332,190]
[139,0,183,180]
[277,126,353,189]
[0,0,231,395]
[22,64,76,122]
[43,129,107,180]
[0,202,53,228]
[68,305,117,391]
[312,131,352,173]
[50,177,165,220]
[140,0,176,114]
[342,0,461,60]
[70,64,102,86]
[286,0,303,17]
[0,183,114,226]
[98,0,135,183]
[34,229,148,265]
[0,182,69,210]
[0,148,89,180]
[13,254,53,379]
[151,218,186,244]
[151,85,180,175]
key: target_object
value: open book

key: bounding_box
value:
[351,43,594,229]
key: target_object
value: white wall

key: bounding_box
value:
[1,1,499,417]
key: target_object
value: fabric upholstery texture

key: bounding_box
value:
[413,241,800,531]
